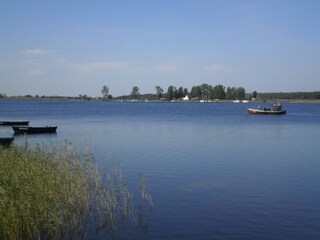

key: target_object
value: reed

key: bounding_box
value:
[0,141,152,239]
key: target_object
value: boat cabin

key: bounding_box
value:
[272,103,282,111]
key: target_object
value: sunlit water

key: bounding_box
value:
[1,100,320,239]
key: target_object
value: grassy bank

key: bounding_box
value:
[0,141,152,239]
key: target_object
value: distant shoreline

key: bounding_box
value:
[1,97,320,104]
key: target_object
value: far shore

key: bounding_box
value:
[1,97,320,104]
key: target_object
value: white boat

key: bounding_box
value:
[248,103,286,115]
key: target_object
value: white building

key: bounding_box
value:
[183,95,189,101]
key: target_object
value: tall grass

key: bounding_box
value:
[0,141,152,239]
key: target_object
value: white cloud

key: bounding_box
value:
[21,59,37,64]
[27,68,45,76]
[152,58,183,72]
[70,61,136,73]
[204,64,247,73]
[153,64,177,72]
[22,49,55,56]
[204,64,223,72]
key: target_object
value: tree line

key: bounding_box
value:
[101,84,320,101]
[256,91,320,100]
[2,88,319,101]
[101,84,247,101]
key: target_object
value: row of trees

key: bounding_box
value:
[3,89,319,101]
[101,84,247,101]
[102,85,141,100]
[256,91,320,100]
[189,84,246,101]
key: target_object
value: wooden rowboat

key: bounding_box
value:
[12,126,57,134]
[0,137,14,146]
[0,121,29,126]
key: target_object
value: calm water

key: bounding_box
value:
[1,100,320,239]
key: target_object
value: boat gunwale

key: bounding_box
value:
[12,126,58,134]
[247,108,287,115]
[0,121,30,126]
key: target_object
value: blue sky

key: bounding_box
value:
[1,0,319,97]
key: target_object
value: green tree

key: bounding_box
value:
[166,86,175,101]
[237,87,246,100]
[174,88,179,99]
[191,86,201,99]
[155,86,164,99]
[177,86,184,99]
[183,88,188,97]
[226,87,236,100]
[200,83,212,101]
[212,84,226,100]
[131,86,140,99]
[252,91,257,99]
[101,85,109,99]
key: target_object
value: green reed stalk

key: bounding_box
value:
[0,141,153,239]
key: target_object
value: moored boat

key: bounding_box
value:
[0,137,14,146]
[12,126,57,134]
[0,121,29,126]
[248,103,286,115]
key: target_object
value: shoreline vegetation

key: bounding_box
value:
[1,84,320,103]
[1,96,320,104]
[0,91,320,103]
[0,141,153,239]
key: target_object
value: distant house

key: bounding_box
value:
[183,95,189,101]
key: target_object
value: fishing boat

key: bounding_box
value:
[12,126,57,134]
[0,121,29,126]
[0,137,14,146]
[248,103,286,115]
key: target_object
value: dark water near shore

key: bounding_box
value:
[1,100,320,239]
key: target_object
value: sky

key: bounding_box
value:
[1,0,320,97]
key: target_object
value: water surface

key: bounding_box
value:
[1,100,320,239]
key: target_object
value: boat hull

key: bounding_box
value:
[12,126,57,134]
[0,137,14,146]
[0,121,29,126]
[248,108,286,115]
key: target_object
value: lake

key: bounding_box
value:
[1,100,320,239]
